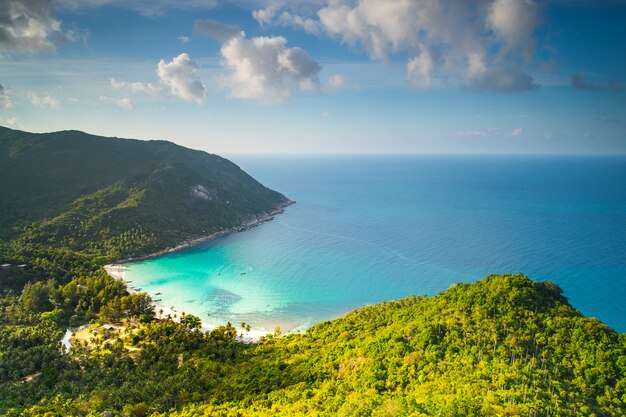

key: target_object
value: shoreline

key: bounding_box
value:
[104,264,271,343]
[104,200,295,343]
[114,199,294,264]
[111,199,296,269]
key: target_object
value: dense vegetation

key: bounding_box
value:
[0,127,624,416]
[2,274,625,416]
[0,126,290,289]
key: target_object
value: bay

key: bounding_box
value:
[123,155,626,334]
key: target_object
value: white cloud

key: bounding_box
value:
[99,95,135,109]
[511,127,524,136]
[110,78,159,96]
[110,53,206,103]
[117,97,135,109]
[4,117,18,127]
[220,33,322,103]
[27,91,60,109]
[194,19,240,42]
[487,0,538,60]
[0,84,15,109]
[253,7,322,35]
[326,74,345,90]
[252,7,276,25]
[1,0,85,53]
[178,36,190,43]
[269,0,541,92]
[407,46,433,89]
[156,53,206,103]
[0,0,61,52]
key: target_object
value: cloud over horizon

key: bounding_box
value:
[112,53,206,104]
[157,53,207,103]
[254,0,541,92]
[27,91,60,109]
[220,33,322,103]
[0,84,15,109]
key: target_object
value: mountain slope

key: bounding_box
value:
[0,126,290,260]
[163,274,626,417]
[5,274,624,416]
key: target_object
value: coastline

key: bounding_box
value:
[104,264,272,343]
[114,199,294,264]
[104,200,295,343]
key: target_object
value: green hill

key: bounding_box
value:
[0,127,623,416]
[3,274,625,416]
[0,127,290,280]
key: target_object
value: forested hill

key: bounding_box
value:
[0,126,624,416]
[0,126,290,266]
[3,274,625,416]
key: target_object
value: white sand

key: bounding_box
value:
[104,264,270,342]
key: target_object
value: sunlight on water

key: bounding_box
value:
[124,156,626,334]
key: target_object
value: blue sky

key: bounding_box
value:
[1,0,625,154]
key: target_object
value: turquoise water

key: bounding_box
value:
[124,156,626,334]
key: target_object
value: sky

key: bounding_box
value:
[0,0,625,154]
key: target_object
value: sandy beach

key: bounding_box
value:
[103,202,294,343]
[104,263,271,342]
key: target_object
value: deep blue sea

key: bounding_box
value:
[123,156,626,334]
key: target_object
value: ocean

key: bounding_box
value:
[122,155,626,334]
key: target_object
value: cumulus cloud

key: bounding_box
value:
[220,33,322,103]
[511,127,524,137]
[194,19,241,42]
[487,0,538,60]
[266,0,541,92]
[252,7,276,25]
[156,53,206,103]
[0,0,62,52]
[110,53,206,104]
[27,91,60,109]
[571,72,625,92]
[0,84,15,109]
[407,47,433,89]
